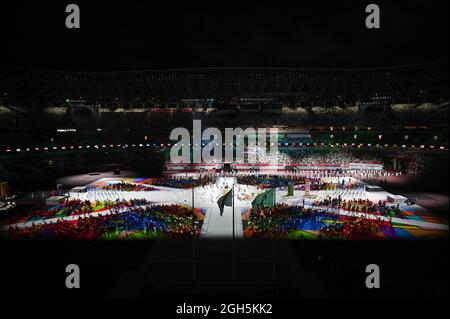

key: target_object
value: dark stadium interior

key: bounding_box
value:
[0,1,448,301]
[1,1,448,70]
[1,62,448,199]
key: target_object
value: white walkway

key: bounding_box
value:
[197,177,245,238]
[201,205,244,238]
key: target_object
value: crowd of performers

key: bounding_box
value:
[245,199,403,240]
[235,168,399,181]
[14,198,145,223]
[141,175,217,188]
[236,174,365,191]
[312,197,403,218]
[6,202,201,240]
[87,177,217,191]
[97,182,157,192]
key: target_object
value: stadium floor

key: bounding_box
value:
[1,176,448,240]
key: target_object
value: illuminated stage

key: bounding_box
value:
[1,175,448,240]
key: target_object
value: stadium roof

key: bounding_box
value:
[0,61,448,107]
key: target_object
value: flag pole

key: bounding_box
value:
[272,187,276,280]
[192,181,195,231]
[232,178,236,281]
[232,181,235,239]
[274,185,276,206]
[192,179,196,280]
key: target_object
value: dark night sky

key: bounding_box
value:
[0,0,448,71]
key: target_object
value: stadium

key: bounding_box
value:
[0,61,448,241]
